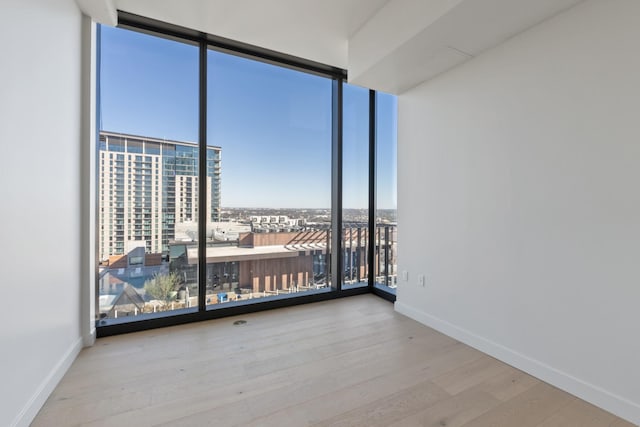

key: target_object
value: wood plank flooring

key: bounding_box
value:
[32,295,634,427]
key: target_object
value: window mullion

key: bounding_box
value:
[331,79,344,291]
[368,90,376,290]
[197,38,208,311]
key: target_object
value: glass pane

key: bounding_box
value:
[97,26,200,323]
[205,49,332,307]
[342,83,369,289]
[375,92,398,293]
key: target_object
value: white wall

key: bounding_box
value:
[396,0,640,424]
[0,1,84,426]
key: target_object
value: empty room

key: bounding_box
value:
[2,0,639,426]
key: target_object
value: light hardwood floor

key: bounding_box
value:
[32,295,634,427]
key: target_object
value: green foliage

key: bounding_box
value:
[144,272,181,305]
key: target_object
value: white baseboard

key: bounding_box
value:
[11,337,83,427]
[395,301,640,426]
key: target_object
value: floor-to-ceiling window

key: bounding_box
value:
[97,26,201,321]
[342,84,370,289]
[204,49,333,307]
[374,92,398,294]
[96,14,397,334]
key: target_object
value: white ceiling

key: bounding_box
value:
[76,0,585,94]
[349,0,585,93]
[85,0,388,69]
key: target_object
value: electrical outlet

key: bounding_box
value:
[402,270,409,281]
[418,274,425,287]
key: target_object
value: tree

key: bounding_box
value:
[144,272,181,307]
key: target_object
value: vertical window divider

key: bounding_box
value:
[368,90,376,291]
[198,38,207,311]
[94,24,102,321]
[331,78,344,291]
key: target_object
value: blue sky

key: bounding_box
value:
[100,25,396,209]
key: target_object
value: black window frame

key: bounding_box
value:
[96,11,395,337]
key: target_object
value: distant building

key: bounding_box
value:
[249,215,306,232]
[98,131,221,260]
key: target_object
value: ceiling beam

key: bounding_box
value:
[348,0,584,94]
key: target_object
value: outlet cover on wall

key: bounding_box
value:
[418,274,425,287]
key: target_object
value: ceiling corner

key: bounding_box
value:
[75,0,118,26]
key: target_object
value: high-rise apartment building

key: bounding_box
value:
[98,131,221,261]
